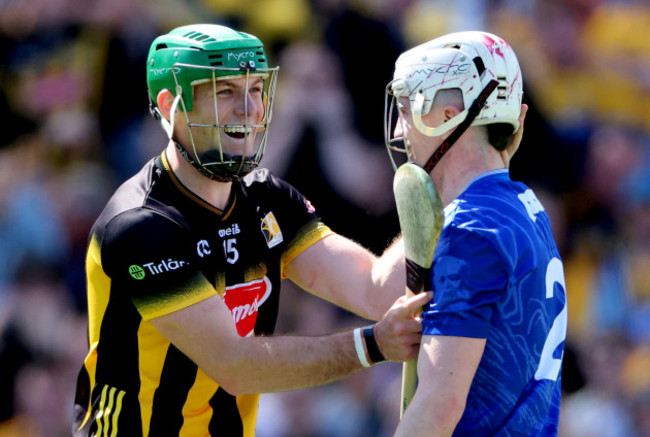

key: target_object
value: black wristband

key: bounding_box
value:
[362,325,386,364]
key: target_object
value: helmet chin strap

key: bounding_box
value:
[172,141,233,182]
[422,79,499,174]
[160,92,236,182]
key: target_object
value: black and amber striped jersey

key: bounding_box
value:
[73,151,332,436]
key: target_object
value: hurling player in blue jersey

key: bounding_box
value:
[385,31,568,436]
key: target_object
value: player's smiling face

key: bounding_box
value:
[182,76,265,158]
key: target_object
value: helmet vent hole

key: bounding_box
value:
[156,43,168,51]
[473,57,486,76]
[497,85,508,99]
[183,31,217,43]
[209,54,224,66]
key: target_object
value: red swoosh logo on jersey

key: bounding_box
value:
[223,277,272,337]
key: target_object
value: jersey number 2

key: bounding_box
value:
[535,257,567,382]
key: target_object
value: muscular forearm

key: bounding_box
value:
[216,288,428,395]
[152,301,369,395]
[213,331,364,395]
[287,234,405,321]
[152,292,429,397]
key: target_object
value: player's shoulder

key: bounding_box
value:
[91,203,191,281]
[462,171,531,213]
[445,171,535,235]
[242,167,282,187]
[91,159,188,246]
[110,160,157,208]
[240,167,321,225]
[442,173,537,266]
[240,167,301,197]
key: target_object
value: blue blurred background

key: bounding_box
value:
[0,0,649,435]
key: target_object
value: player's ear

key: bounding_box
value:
[443,104,462,122]
[157,89,175,120]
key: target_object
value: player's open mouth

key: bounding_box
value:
[224,126,252,139]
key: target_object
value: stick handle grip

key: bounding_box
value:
[400,260,430,417]
[401,350,418,417]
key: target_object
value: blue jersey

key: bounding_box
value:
[422,169,567,437]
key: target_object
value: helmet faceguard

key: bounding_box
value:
[384,31,523,172]
[146,24,279,181]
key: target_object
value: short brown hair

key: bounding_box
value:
[487,123,515,151]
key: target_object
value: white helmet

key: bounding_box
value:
[385,31,523,169]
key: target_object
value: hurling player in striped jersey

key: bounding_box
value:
[73,24,431,436]
[386,31,567,437]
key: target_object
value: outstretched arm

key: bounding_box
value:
[285,233,405,321]
[151,289,429,396]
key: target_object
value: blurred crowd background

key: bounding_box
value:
[0,0,649,435]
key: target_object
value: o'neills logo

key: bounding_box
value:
[223,277,272,337]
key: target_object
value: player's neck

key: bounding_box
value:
[432,139,505,206]
[165,142,233,210]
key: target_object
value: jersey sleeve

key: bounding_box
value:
[100,208,217,321]
[422,225,509,339]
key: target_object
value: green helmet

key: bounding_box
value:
[146,24,279,181]
[147,24,269,111]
